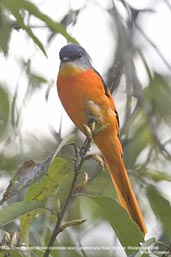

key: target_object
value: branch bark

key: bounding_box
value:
[43,137,91,257]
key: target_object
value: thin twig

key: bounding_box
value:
[43,138,91,257]
[106,45,123,93]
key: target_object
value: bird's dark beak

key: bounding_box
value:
[61,56,71,62]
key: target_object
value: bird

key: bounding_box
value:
[57,43,147,235]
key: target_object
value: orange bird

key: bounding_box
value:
[57,44,147,235]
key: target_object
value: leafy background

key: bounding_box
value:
[0,0,171,257]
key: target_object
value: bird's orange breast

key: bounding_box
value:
[57,68,114,129]
[57,65,122,154]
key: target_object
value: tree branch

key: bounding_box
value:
[43,136,91,257]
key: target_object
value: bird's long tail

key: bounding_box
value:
[94,135,147,235]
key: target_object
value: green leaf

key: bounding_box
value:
[14,0,77,43]
[24,59,48,89]
[1,0,77,55]
[144,73,171,125]
[143,168,171,182]
[0,10,12,55]
[20,207,37,246]
[92,196,144,255]
[59,218,87,232]
[147,185,171,235]
[54,133,77,156]
[25,158,72,201]
[2,0,47,56]
[0,200,44,228]
[0,250,25,257]
[0,160,36,205]
[20,158,73,244]
[0,87,10,137]
[28,72,48,88]
[0,152,54,205]
[29,249,46,257]
[124,108,152,168]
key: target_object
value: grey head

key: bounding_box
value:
[59,44,92,70]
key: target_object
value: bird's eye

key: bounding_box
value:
[78,53,82,58]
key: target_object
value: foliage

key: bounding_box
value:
[0,0,77,56]
[0,1,171,257]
